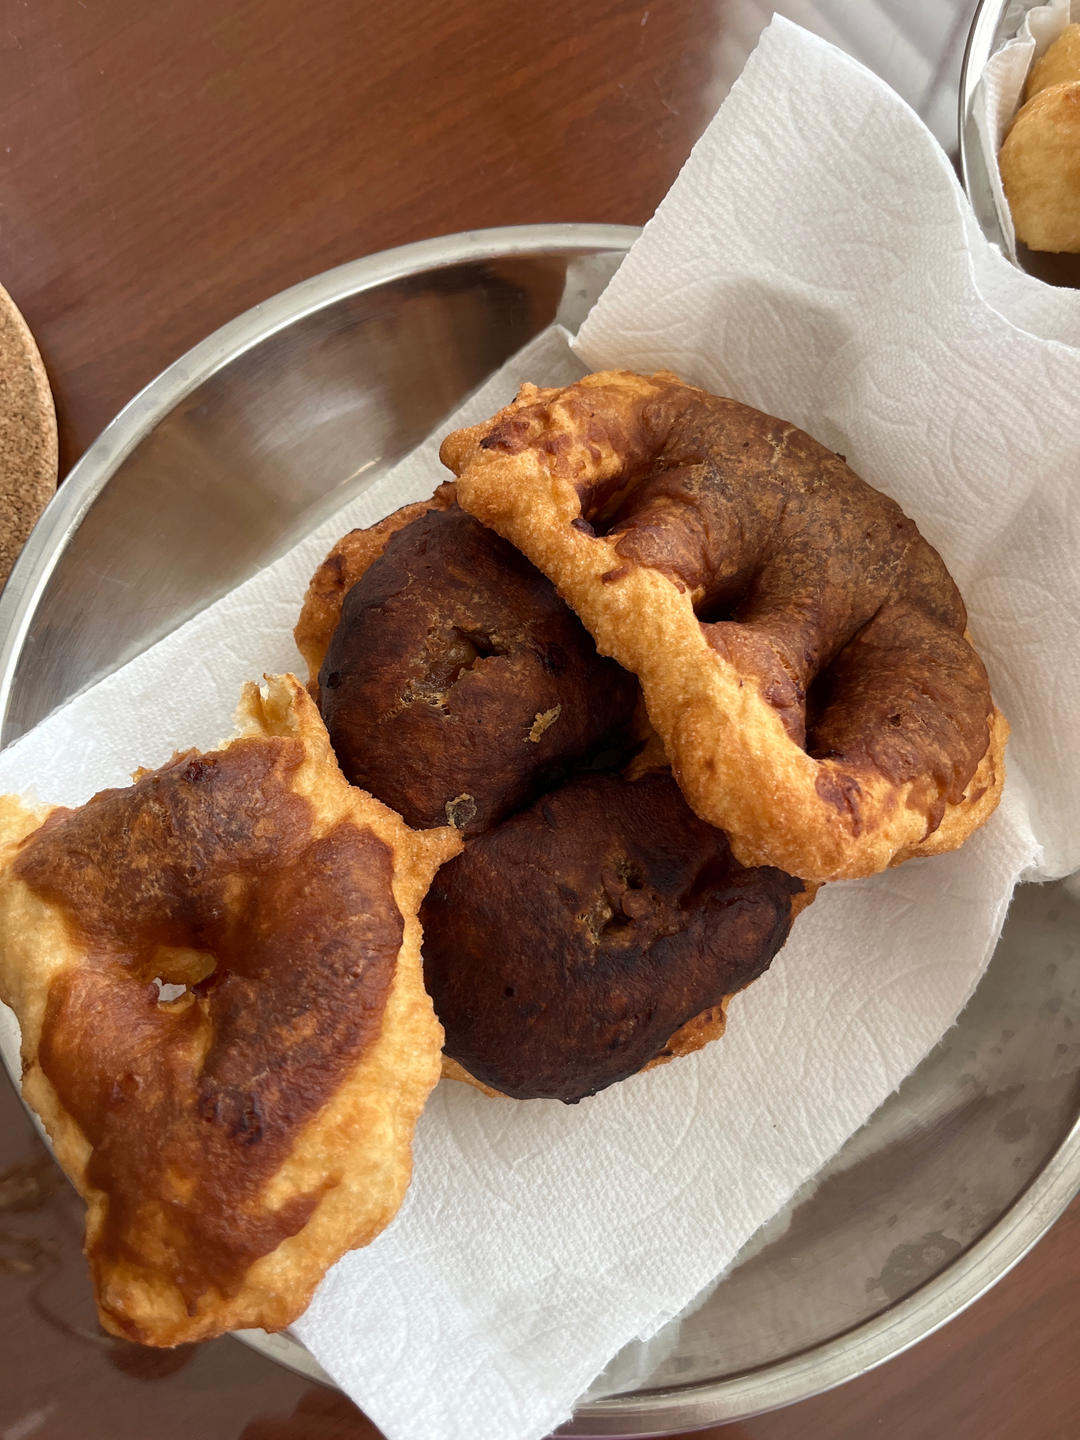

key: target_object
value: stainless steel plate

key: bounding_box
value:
[0,225,1076,1436]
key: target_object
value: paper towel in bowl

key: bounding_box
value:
[1,19,1079,1440]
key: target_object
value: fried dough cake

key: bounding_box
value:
[443,371,1007,884]
[1000,79,1080,253]
[0,674,460,1346]
[296,488,638,837]
[422,765,813,1103]
[298,499,812,1103]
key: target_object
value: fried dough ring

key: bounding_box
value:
[444,371,1007,884]
[442,731,810,1101]
[0,675,459,1346]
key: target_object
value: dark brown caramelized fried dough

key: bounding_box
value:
[294,483,457,687]
[444,371,1008,882]
[0,676,459,1345]
[421,768,809,1103]
[317,503,638,836]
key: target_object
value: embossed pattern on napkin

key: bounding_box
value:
[0,20,1078,1440]
[296,25,1079,1440]
[577,16,1080,884]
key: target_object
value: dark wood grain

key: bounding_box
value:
[0,2,1077,1438]
[0,0,728,472]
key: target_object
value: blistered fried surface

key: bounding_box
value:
[317,503,638,836]
[421,768,807,1103]
[298,486,810,1103]
[0,675,459,1345]
[444,371,1007,882]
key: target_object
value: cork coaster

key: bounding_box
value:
[0,284,57,589]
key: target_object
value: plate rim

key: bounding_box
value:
[0,222,1076,1435]
[0,221,640,743]
[569,1116,1079,1432]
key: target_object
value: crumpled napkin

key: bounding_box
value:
[1,18,1079,1440]
[971,0,1080,259]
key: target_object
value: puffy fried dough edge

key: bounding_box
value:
[443,371,1007,884]
[0,674,461,1346]
[444,885,817,1100]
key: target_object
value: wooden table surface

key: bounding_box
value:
[0,2,1077,1437]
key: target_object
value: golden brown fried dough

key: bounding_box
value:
[0,675,460,1346]
[1025,24,1080,100]
[1000,81,1080,253]
[444,371,1006,883]
[300,484,812,1104]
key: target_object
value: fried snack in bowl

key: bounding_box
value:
[1000,81,1080,254]
[444,371,1007,885]
[1024,23,1080,101]
[0,674,460,1346]
[421,766,812,1104]
[297,490,638,837]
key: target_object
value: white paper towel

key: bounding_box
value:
[0,327,586,807]
[577,19,1080,886]
[1,19,1079,1440]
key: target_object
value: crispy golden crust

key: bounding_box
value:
[1000,81,1080,253]
[444,371,1007,884]
[1025,24,1080,101]
[294,483,457,688]
[0,675,460,1346]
